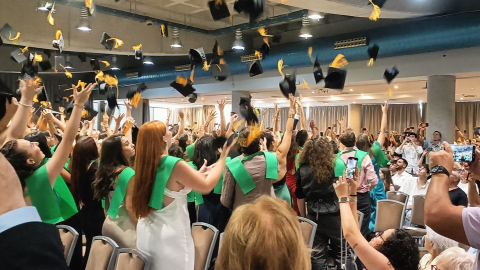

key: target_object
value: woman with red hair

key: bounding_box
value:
[133,120,236,270]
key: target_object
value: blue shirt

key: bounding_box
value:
[424,140,442,152]
[0,206,41,234]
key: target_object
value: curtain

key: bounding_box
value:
[361,104,422,135]
[309,106,348,134]
[455,102,480,139]
[142,99,150,124]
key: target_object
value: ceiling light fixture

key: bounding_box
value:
[394,85,398,89]
[232,29,245,50]
[461,98,464,100]
[170,27,183,48]
[307,11,323,20]
[36,1,54,11]
[76,7,92,32]
[350,89,353,91]
[143,56,154,65]
[299,16,313,39]
[64,55,73,69]
[110,56,121,71]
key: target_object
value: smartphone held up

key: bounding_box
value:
[346,157,358,181]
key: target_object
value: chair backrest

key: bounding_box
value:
[114,248,149,270]
[387,191,409,204]
[298,217,317,249]
[357,210,364,230]
[85,236,120,270]
[394,185,400,191]
[410,195,425,226]
[57,225,79,266]
[374,199,406,232]
[219,232,224,251]
[192,222,219,270]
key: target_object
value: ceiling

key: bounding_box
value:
[148,71,480,108]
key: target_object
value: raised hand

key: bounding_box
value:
[381,102,389,114]
[73,83,96,106]
[124,100,133,111]
[289,93,295,108]
[178,108,185,120]
[113,113,125,124]
[217,99,227,112]
[19,78,42,102]
[58,107,65,114]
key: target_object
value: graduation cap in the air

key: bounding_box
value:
[279,74,297,98]
[21,54,39,78]
[211,64,230,81]
[10,48,27,63]
[324,67,347,90]
[106,88,119,110]
[0,24,20,44]
[133,44,142,60]
[54,56,65,71]
[313,57,324,84]
[78,52,87,62]
[90,58,100,71]
[247,60,263,77]
[170,77,195,97]
[52,30,64,53]
[88,0,97,18]
[369,0,387,8]
[367,44,380,66]
[189,48,206,68]
[259,42,270,58]
[43,49,51,59]
[82,104,98,121]
[208,0,230,21]
[126,82,147,108]
[100,32,115,51]
[384,66,399,84]
[36,84,49,103]
[39,60,52,71]
[234,0,265,22]
[239,96,258,124]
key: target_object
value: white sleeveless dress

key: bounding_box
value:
[136,187,194,270]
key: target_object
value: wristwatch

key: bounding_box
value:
[430,165,450,177]
[339,197,349,204]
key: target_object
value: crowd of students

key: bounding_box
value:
[1,77,480,270]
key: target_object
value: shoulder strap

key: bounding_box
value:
[107,167,135,218]
[149,156,182,210]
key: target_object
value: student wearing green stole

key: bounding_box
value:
[132,119,236,270]
[1,81,96,270]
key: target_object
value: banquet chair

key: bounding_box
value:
[114,248,149,270]
[85,236,119,270]
[374,199,406,232]
[192,222,219,270]
[298,217,317,249]
[386,191,409,204]
[404,195,427,240]
[57,225,79,266]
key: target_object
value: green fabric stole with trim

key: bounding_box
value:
[225,151,278,194]
[103,167,135,218]
[24,158,78,224]
[149,156,182,210]
[186,144,195,161]
[334,149,368,177]
[294,146,303,170]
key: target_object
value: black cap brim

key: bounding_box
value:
[189,48,206,66]
[211,64,230,81]
[239,97,258,124]
[384,67,399,84]
[170,79,196,97]
[208,0,230,21]
[324,67,347,90]
[247,60,263,77]
[100,32,115,51]
[279,74,297,98]
[368,44,380,61]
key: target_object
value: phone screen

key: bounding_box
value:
[346,157,358,180]
[451,145,476,162]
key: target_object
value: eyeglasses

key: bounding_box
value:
[375,231,385,242]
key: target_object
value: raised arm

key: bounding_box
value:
[172,109,185,140]
[225,114,239,139]
[203,110,216,133]
[276,94,295,158]
[42,111,59,145]
[46,83,95,186]
[468,176,480,207]
[87,116,96,137]
[338,116,346,134]
[0,98,18,146]
[376,102,388,147]
[297,95,306,130]
[124,101,133,143]
[217,99,227,137]
[3,79,42,145]
[273,103,280,135]
[165,108,172,127]
[418,149,427,168]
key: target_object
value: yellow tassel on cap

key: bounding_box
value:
[203,61,212,71]
[176,76,188,86]
[232,119,244,132]
[385,87,392,97]
[55,30,62,41]
[246,124,263,147]
[219,58,226,65]
[255,51,262,60]
[33,95,39,103]
[18,46,28,55]
[132,44,142,50]
[95,71,104,83]
[132,92,141,108]
[161,25,167,37]
[106,38,124,49]
[301,78,309,89]
[101,61,110,67]
[9,31,20,45]
[308,47,313,59]
[59,64,72,78]
[263,37,270,48]
[369,0,381,21]
[278,59,288,77]
[330,54,348,68]
[258,27,273,37]
[215,0,223,6]
[34,53,43,63]
[367,58,374,67]
[47,2,55,25]
[63,97,69,102]
[82,110,89,118]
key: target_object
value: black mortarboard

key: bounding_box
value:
[10,49,27,63]
[39,60,52,71]
[384,66,399,84]
[36,84,49,102]
[247,60,263,77]
[189,48,206,67]
[54,56,65,71]
[368,44,380,61]
[43,49,51,59]
[208,0,230,21]
[212,64,230,81]
[98,82,109,95]
[259,42,270,58]
[234,0,265,22]
[212,40,221,55]
[78,52,87,62]
[239,96,258,124]
[279,74,297,98]
[106,88,119,110]
[272,33,282,43]
[88,1,97,18]
[100,32,115,51]
[313,57,324,84]
[52,32,64,53]
[126,82,147,107]
[0,24,18,41]
[324,67,347,90]
[135,47,142,60]
[188,93,197,103]
[90,58,100,70]
[370,0,387,8]
[82,104,98,121]
[21,54,38,78]
[170,78,196,97]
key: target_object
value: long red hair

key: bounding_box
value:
[132,121,167,218]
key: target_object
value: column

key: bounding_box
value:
[426,75,456,143]
[348,104,362,134]
[131,100,144,127]
[231,91,250,120]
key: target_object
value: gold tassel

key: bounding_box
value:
[104,74,118,87]
[255,51,262,60]
[369,0,381,21]
[176,76,188,86]
[47,2,55,25]
[95,71,104,83]
[385,87,392,97]
[106,38,124,49]
[132,44,142,50]
[63,97,69,102]
[278,59,288,77]
[308,47,313,59]
[85,0,92,9]
[9,31,20,45]
[56,30,62,40]
[18,46,28,55]
[34,53,43,63]
[229,15,233,23]
[330,54,348,68]
[82,110,89,118]
[258,27,273,37]
[215,0,223,6]
[161,25,167,37]
[215,64,222,72]
[219,58,226,65]
[263,37,270,48]
[217,44,223,56]
[132,92,141,108]
[367,58,374,67]
[59,64,72,78]
[101,61,110,67]
[301,78,309,89]
[246,124,263,147]
[33,95,39,103]
[190,66,195,83]
[203,61,211,71]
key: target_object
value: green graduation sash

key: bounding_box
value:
[226,151,278,194]
[186,144,195,160]
[334,149,368,177]
[187,161,204,205]
[372,142,389,167]
[295,146,303,170]
[149,156,182,210]
[106,167,135,218]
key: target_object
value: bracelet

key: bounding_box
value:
[348,194,357,197]
[288,114,295,118]
[18,101,32,108]
[73,103,83,109]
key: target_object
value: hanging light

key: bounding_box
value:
[36,1,54,11]
[64,55,73,69]
[143,56,154,65]
[76,7,92,32]
[170,27,183,48]
[307,11,323,20]
[299,16,313,39]
[232,29,245,50]
[110,56,121,71]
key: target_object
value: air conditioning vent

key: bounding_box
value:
[334,37,367,49]
[125,72,139,78]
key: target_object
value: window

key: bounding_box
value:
[149,107,168,122]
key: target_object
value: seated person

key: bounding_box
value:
[448,171,468,207]
[391,158,413,188]
[435,247,475,270]
[399,164,430,222]
[419,226,458,270]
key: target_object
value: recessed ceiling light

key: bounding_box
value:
[350,89,353,91]
[202,97,204,100]
[419,100,423,103]
[461,97,464,100]
[181,99,184,101]
[312,91,314,93]
[162,100,165,101]
[394,86,398,89]
[384,101,387,102]
[224,96,227,98]
[330,95,333,97]
[361,94,364,96]
[353,101,356,103]
[472,88,474,90]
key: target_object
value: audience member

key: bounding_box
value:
[380,168,395,192]
[423,131,443,153]
[395,132,423,174]
[435,247,475,270]
[399,164,430,211]
[392,158,413,188]
[419,226,458,270]
[449,170,468,207]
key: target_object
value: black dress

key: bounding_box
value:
[79,162,105,267]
